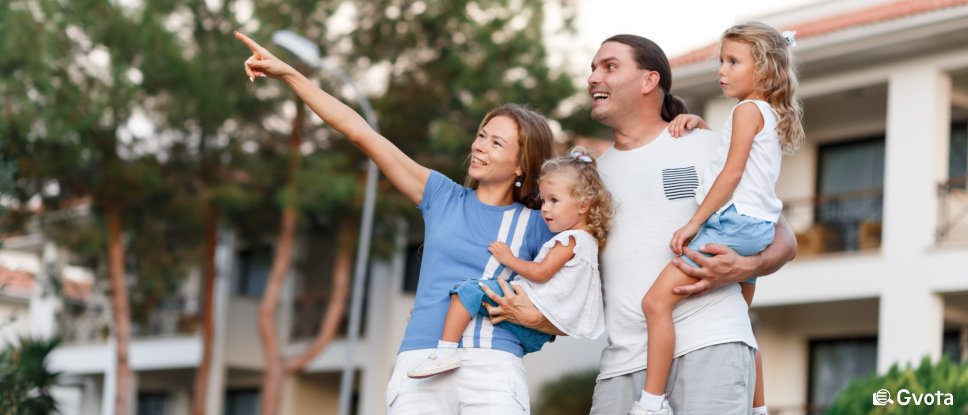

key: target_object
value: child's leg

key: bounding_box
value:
[741,281,756,307]
[441,294,473,343]
[742,281,768,411]
[753,350,766,410]
[641,263,699,396]
[407,281,481,379]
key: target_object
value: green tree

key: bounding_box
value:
[0,337,61,415]
[533,369,598,415]
[828,356,968,415]
[0,2,192,413]
[130,2,285,412]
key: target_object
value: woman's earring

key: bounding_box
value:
[514,179,522,188]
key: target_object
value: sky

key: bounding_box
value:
[549,0,825,74]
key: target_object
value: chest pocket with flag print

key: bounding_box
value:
[661,166,700,201]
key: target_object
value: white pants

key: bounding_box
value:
[386,348,530,414]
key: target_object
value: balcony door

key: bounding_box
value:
[817,137,885,251]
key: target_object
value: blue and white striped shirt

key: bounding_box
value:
[399,170,554,357]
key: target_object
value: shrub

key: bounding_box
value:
[827,356,968,415]
[534,368,598,415]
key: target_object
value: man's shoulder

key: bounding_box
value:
[674,128,719,144]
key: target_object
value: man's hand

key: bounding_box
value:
[671,243,753,295]
[672,217,797,296]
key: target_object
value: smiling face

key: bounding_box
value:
[467,115,523,187]
[718,39,758,100]
[538,171,589,233]
[587,41,649,126]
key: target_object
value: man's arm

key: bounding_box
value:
[479,278,567,336]
[672,216,797,295]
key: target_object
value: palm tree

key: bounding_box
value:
[0,337,61,415]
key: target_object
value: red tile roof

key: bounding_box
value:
[0,267,93,300]
[63,277,93,300]
[0,268,34,295]
[670,0,968,67]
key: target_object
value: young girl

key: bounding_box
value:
[407,147,614,379]
[630,22,803,415]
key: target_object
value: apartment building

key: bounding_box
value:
[667,0,968,412]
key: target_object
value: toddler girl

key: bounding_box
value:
[408,147,614,378]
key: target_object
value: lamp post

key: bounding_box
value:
[272,29,378,415]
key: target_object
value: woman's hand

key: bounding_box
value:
[488,241,515,264]
[234,31,297,81]
[480,279,541,326]
[668,114,707,137]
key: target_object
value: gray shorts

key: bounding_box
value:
[590,342,756,415]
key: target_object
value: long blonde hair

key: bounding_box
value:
[722,22,804,155]
[538,146,614,247]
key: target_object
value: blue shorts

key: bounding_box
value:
[451,278,553,354]
[681,205,775,284]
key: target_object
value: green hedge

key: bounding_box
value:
[533,369,598,415]
[827,356,968,414]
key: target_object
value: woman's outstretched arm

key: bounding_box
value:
[235,32,429,204]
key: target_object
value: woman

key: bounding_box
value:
[236,32,558,413]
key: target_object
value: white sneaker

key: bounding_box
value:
[627,401,673,415]
[406,351,461,379]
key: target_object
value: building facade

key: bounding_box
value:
[669,0,968,412]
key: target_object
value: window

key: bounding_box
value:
[950,122,967,189]
[137,392,169,415]
[816,137,885,251]
[943,330,964,363]
[402,241,423,293]
[808,337,878,414]
[236,246,272,297]
[224,389,259,415]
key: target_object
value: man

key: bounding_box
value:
[484,34,796,414]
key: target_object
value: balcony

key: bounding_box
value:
[289,291,355,341]
[783,188,884,256]
[57,295,200,344]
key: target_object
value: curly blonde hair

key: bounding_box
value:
[722,22,805,155]
[538,146,615,248]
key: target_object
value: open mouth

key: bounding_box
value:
[471,156,487,167]
[592,92,609,102]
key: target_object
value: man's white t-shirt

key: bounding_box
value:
[596,128,758,381]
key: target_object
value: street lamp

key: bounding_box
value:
[272,29,379,415]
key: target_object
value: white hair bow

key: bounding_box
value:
[782,30,797,47]
[569,151,592,163]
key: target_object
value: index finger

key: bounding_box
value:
[234,31,265,58]
[671,255,705,278]
[681,247,712,269]
[496,278,516,297]
[479,281,505,304]
[673,279,710,295]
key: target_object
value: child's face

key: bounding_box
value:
[718,39,758,101]
[538,172,588,233]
